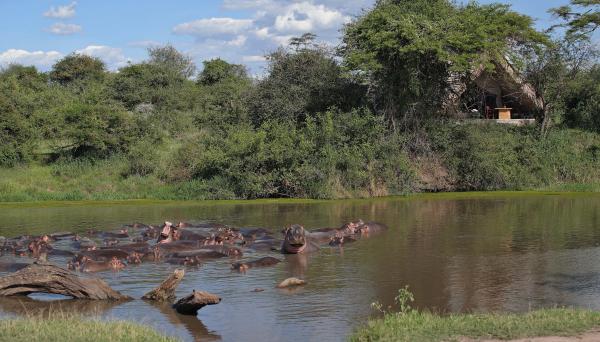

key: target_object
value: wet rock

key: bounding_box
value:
[276,277,307,288]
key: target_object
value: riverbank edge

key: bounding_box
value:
[0,316,178,342]
[1,190,600,208]
[351,308,600,342]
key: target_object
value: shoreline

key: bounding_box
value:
[1,189,600,208]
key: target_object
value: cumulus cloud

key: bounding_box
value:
[174,1,375,73]
[242,55,267,62]
[128,40,162,48]
[173,18,254,38]
[0,49,63,69]
[273,2,350,33]
[47,22,82,35]
[76,45,131,70]
[44,2,77,19]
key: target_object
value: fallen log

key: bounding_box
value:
[142,268,185,301]
[0,261,131,300]
[173,290,221,315]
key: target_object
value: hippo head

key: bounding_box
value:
[127,252,142,264]
[231,262,249,272]
[110,257,126,271]
[283,224,307,254]
[340,219,365,235]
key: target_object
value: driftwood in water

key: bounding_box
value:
[0,262,130,300]
[142,268,185,301]
[173,290,221,315]
[276,277,306,288]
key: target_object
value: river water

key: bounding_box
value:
[1,193,600,341]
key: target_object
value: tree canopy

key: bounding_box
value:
[341,0,549,123]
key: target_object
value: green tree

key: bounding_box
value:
[49,54,106,85]
[194,59,252,128]
[249,37,362,126]
[148,44,196,79]
[51,102,135,158]
[341,0,548,126]
[198,58,248,86]
[552,0,600,38]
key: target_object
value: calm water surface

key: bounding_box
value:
[1,194,600,341]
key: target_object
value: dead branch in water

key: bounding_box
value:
[173,290,221,315]
[142,268,185,301]
[0,262,131,300]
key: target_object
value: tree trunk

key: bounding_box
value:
[142,268,185,301]
[0,262,130,300]
[173,290,221,315]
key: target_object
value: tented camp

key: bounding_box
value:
[446,58,543,124]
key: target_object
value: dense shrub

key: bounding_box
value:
[166,108,415,199]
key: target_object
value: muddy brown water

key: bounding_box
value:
[1,194,600,341]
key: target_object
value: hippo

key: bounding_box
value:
[49,232,76,240]
[281,224,319,254]
[197,245,242,257]
[177,230,210,241]
[100,229,129,239]
[167,249,228,259]
[164,256,202,267]
[100,242,149,254]
[28,235,51,259]
[247,239,281,252]
[239,228,272,240]
[355,222,388,236]
[77,249,130,262]
[329,233,357,247]
[80,256,126,273]
[231,257,281,272]
[48,248,75,257]
[157,222,177,244]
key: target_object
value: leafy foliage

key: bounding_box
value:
[49,54,106,85]
[342,0,548,123]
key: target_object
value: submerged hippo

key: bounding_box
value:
[80,256,126,273]
[164,256,202,266]
[231,257,281,272]
[355,222,388,235]
[281,224,319,254]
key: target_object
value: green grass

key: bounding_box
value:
[0,317,178,342]
[352,308,600,342]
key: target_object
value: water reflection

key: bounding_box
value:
[1,194,600,341]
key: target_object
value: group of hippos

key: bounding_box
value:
[0,219,388,277]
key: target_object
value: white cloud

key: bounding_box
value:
[44,2,77,19]
[47,22,82,35]
[76,45,131,70]
[0,49,63,69]
[222,0,273,10]
[274,2,350,33]
[242,55,267,62]
[173,18,254,38]
[128,40,162,48]
[174,1,375,73]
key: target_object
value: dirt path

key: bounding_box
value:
[461,330,600,342]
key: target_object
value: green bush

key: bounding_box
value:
[167,108,415,199]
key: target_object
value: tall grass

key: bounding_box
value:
[0,312,178,342]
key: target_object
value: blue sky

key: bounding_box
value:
[0,0,573,74]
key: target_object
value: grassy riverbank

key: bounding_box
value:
[0,317,177,342]
[352,308,600,342]
[2,128,600,203]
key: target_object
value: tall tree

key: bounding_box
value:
[148,44,196,79]
[49,54,106,85]
[341,0,548,128]
[552,0,600,38]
